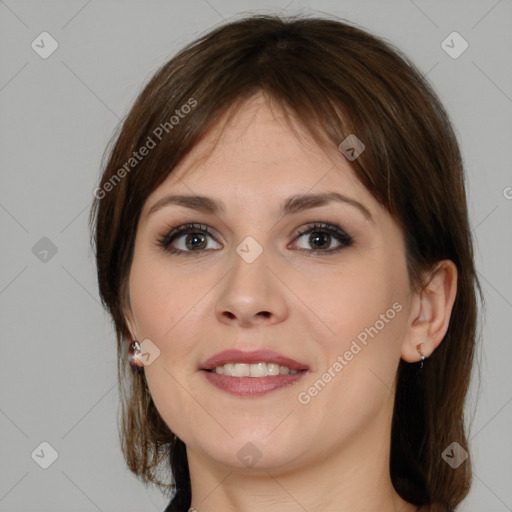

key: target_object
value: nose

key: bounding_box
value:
[215,247,289,328]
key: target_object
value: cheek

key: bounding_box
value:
[128,248,205,342]
[128,252,207,435]
[296,239,410,397]
[292,246,408,350]
[294,275,408,449]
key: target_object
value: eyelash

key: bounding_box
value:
[155,222,354,257]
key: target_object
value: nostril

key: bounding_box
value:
[258,311,271,318]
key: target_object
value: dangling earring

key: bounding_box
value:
[416,343,426,369]
[129,341,144,374]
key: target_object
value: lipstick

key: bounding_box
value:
[199,349,309,398]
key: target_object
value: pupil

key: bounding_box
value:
[310,231,330,249]
[186,233,206,250]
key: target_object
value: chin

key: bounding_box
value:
[189,432,306,472]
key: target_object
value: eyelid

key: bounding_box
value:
[156,223,222,249]
[289,222,353,253]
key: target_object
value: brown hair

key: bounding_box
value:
[89,14,481,512]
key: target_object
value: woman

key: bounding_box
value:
[90,14,480,512]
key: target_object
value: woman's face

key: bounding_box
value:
[125,93,415,472]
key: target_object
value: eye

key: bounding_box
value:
[290,222,353,255]
[156,223,221,256]
[156,221,353,257]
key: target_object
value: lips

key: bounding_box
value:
[199,349,309,372]
[199,349,310,397]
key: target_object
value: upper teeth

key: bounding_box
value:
[213,362,298,377]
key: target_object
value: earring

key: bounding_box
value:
[416,343,426,369]
[129,341,144,374]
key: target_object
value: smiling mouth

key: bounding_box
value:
[206,362,302,377]
[199,349,309,396]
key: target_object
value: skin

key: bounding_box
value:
[124,92,457,512]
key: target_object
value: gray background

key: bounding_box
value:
[1,0,511,510]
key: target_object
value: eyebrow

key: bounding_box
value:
[146,192,373,222]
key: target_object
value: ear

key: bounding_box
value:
[401,260,458,363]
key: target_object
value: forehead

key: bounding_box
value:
[143,93,371,212]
